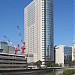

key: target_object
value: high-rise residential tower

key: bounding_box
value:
[24,0,54,64]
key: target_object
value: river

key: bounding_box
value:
[16,69,63,75]
[0,69,63,75]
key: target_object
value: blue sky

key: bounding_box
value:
[54,0,74,46]
[0,0,74,47]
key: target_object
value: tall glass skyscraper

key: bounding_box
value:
[24,0,54,64]
[45,0,54,61]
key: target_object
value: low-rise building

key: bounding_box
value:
[3,46,15,54]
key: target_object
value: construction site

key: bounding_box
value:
[0,26,26,55]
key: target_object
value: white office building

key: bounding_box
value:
[55,45,64,67]
[24,0,54,64]
[55,45,72,67]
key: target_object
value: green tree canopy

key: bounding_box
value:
[36,60,42,68]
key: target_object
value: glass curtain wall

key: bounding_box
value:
[45,0,54,61]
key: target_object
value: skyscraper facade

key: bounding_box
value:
[24,0,54,64]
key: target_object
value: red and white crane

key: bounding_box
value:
[17,26,26,54]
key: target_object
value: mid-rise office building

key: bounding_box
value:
[24,0,54,64]
[55,45,72,67]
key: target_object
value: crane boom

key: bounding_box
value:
[4,35,15,47]
[17,26,23,43]
[17,25,26,54]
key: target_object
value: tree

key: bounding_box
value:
[36,60,42,68]
[45,61,52,67]
[68,60,75,66]
[45,61,60,67]
[59,69,75,75]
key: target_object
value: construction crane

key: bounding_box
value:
[17,26,26,54]
[4,35,20,54]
